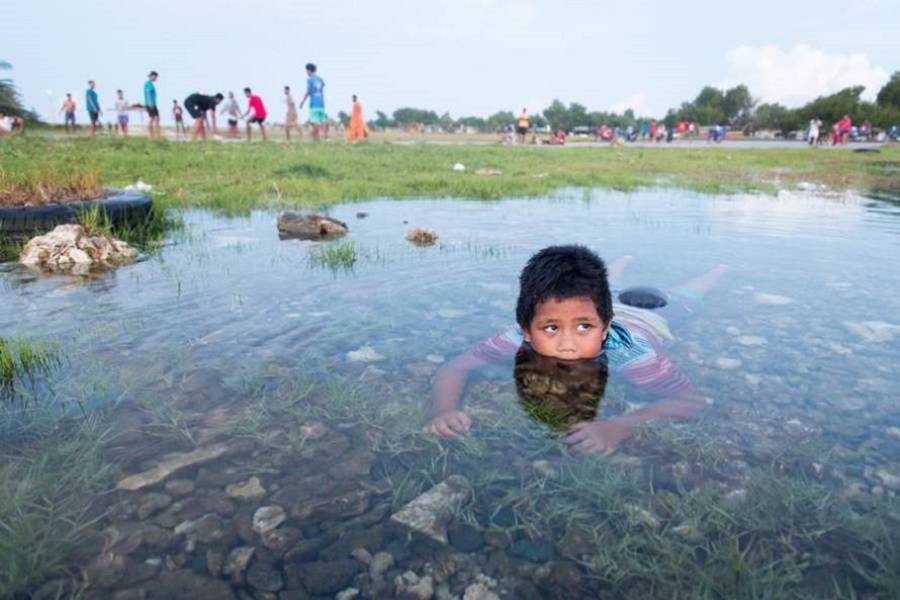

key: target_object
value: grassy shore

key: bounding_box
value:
[1,137,897,214]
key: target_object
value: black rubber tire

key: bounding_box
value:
[0,189,152,235]
[618,286,669,309]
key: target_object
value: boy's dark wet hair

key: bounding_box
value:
[214,93,224,100]
[306,63,317,73]
[243,87,252,94]
[516,245,613,327]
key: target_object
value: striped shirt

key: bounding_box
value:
[470,307,693,399]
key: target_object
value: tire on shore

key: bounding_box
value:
[0,189,152,235]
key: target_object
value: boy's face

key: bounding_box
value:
[521,296,609,360]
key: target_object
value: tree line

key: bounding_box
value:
[366,73,900,134]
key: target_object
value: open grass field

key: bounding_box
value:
[2,137,898,213]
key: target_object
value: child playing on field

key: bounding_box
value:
[425,245,724,454]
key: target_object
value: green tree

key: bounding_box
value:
[392,107,439,126]
[797,86,865,124]
[437,111,455,131]
[372,110,394,128]
[723,85,756,126]
[336,111,350,127]
[0,61,27,117]
[485,110,515,131]
[457,115,486,130]
[752,103,802,135]
[876,71,900,108]
[542,99,568,129]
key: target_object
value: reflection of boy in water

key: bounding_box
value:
[425,245,722,454]
[514,346,609,429]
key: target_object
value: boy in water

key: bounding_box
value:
[425,246,720,454]
[242,87,267,141]
[299,63,328,142]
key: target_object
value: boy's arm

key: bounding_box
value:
[299,89,309,108]
[567,350,703,454]
[424,350,486,437]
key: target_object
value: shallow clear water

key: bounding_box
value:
[3,189,900,598]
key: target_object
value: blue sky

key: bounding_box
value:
[4,0,898,123]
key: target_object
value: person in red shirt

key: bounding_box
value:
[242,87,267,141]
[648,120,657,143]
[838,114,852,144]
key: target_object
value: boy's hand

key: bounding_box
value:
[424,410,472,438]
[566,419,634,454]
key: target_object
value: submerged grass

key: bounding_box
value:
[2,137,897,214]
[0,337,61,402]
[0,416,113,598]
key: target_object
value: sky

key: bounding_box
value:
[3,0,898,124]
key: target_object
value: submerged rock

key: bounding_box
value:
[368,551,395,580]
[19,224,137,273]
[510,538,556,562]
[277,211,348,240]
[347,345,386,363]
[246,560,284,592]
[226,477,267,501]
[406,228,439,246]
[395,571,434,599]
[285,559,362,596]
[714,357,742,370]
[222,546,256,580]
[390,475,472,544]
[753,292,794,306]
[844,320,900,343]
[116,443,229,491]
[252,505,287,534]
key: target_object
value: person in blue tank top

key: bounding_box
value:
[85,80,101,136]
[144,71,160,138]
[299,63,329,142]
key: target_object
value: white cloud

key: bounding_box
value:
[611,92,650,115]
[722,44,889,106]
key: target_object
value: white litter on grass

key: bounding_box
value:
[125,180,153,193]
[452,163,466,172]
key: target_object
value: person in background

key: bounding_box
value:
[172,99,186,137]
[220,91,241,138]
[284,85,303,142]
[85,80,101,136]
[114,89,130,136]
[299,63,328,142]
[516,108,529,145]
[144,71,160,138]
[808,117,821,146]
[347,94,366,143]
[185,92,223,141]
[837,114,852,144]
[59,93,77,134]
[242,87,267,141]
[0,111,25,136]
[648,119,657,143]
[640,119,649,140]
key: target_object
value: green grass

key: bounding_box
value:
[1,137,897,215]
[0,337,61,402]
[76,201,177,251]
[308,240,358,271]
[0,159,103,206]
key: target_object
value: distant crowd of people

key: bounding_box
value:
[47,63,369,143]
[807,115,879,146]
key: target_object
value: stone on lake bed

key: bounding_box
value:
[277,211,348,240]
[347,345,385,363]
[252,505,287,534]
[368,551,395,580]
[510,538,556,562]
[226,477,267,501]
[390,475,472,544]
[753,292,794,305]
[406,227,439,246]
[844,320,900,343]
[714,357,742,370]
[737,335,767,346]
[222,546,255,578]
[116,443,229,491]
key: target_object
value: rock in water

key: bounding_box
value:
[406,228,439,246]
[116,443,229,491]
[19,224,136,273]
[226,477,267,501]
[346,345,385,363]
[390,475,472,544]
[753,292,794,306]
[253,505,287,534]
[844,320,900,343]
[277,212,348,240]
[617,286,668,309]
